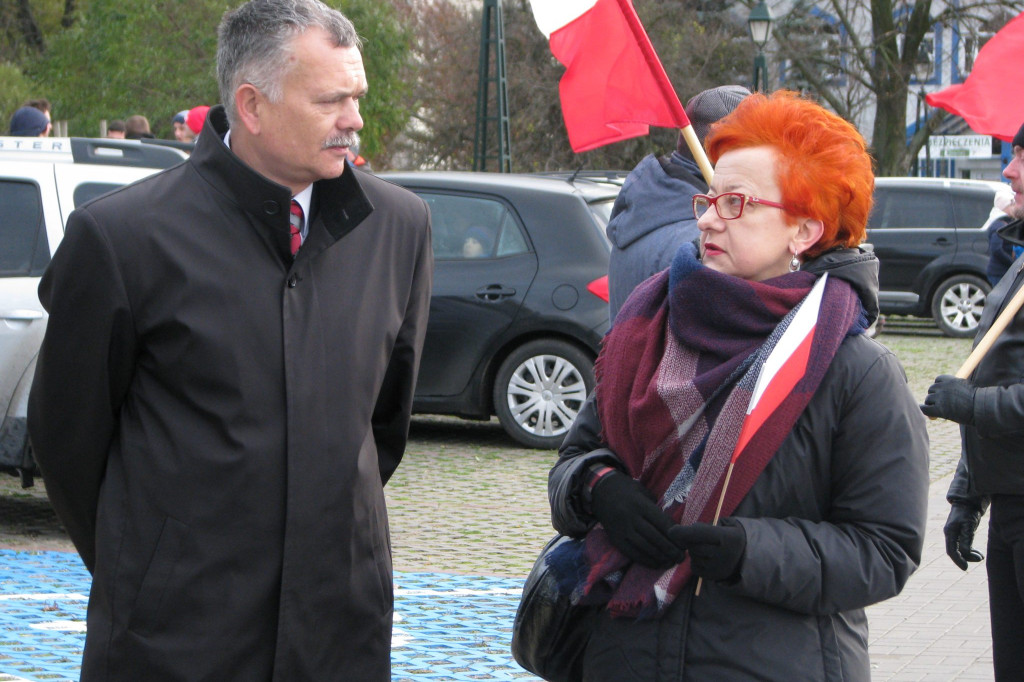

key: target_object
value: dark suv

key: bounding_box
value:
[868,177,1007,337]
[381,171,621,449]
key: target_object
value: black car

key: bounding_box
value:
[380,171,622,449]
[868,177,1007,337]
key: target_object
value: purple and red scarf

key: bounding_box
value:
[554,244,866,618]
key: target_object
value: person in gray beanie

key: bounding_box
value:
[923,119,1024,681]
[8,105,52,137]
[605,84,750,324]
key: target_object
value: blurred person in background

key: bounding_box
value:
[172,109,194,142]
[124,114,154,139]
[106,120,126,139]
[8,105,51,137]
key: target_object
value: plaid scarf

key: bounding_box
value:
[552,244,866,618]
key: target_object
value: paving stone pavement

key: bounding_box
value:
[866,473,994,681]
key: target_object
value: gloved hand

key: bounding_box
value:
[921,375,977,424]
[589,471,686,569]
[944,503,985,570]
[669,519,747,582]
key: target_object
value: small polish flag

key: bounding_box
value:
[732,274,829,460]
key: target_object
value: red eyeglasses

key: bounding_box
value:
[692,192,790,220]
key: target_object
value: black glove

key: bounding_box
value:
[944,503,984,571]
[669,519,747,582]
[921,374,977,424]
[589,471,686,569]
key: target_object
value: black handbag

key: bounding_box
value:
[511,534,600,682]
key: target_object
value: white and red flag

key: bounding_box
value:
[926,11,1024,142]
[732,273,827,461]
[528,0,690,152]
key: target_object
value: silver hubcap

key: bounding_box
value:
[939,283,985,332]
[506,354,587,438]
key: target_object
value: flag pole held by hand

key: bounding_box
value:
[928,278,1024,421]
[955,280,1024,379]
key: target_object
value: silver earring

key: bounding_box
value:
[789,255,801,272]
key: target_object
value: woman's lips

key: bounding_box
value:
[704,243,724,257]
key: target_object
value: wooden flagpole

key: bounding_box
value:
[927,276,1024,422]
[954,279,1024,380]
[694,461,735,596]
[679,124,714,185]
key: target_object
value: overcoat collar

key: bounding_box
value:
[190,105,374,260]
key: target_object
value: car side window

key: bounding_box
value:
[417,192,528,260]
[0,180,49,277]
[74,182,123,207]
[869,187,954,229]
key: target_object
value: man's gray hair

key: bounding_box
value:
[217,0,361,127]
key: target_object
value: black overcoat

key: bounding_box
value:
[27,106,433,681]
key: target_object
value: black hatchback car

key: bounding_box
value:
[381,171,622,449]
[868,177,1007,337]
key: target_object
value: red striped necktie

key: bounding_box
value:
[289,200,303,256]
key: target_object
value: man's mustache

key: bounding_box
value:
[324,132,360,149]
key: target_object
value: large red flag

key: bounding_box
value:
[529,0,690,152]
[926,11,1024,142]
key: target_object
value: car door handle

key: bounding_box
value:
[1,309,44,322]
[475,285,516,302]
[933,237,953,246]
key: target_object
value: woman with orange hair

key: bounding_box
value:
[543,91,929,680]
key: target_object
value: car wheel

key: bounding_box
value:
[492,340,594,449]
[931,274,991,338]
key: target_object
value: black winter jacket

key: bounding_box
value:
[948,219,1024,505]
[548,247,929,681]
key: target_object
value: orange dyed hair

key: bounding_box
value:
[704,90,874,258]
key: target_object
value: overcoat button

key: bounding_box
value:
[288,275,298,288]
[263,200,279,215]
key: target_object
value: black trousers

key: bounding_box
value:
[987,495,1024,682]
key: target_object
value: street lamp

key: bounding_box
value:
[748,1,774,92]
[914,46,932,176]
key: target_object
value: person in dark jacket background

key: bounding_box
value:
[27,0,432,680]
[923,120,1024,682]
[546,91,928,681]
[605,84,749,324]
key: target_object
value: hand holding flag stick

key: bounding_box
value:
[956,282,1024,379]
[528,0,714,184]
[694,275,828,595]
[925,276,1024,425]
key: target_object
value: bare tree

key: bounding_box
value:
[774,0,1024,175]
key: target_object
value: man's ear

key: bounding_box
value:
[234,84,263,135]
[794,217,825,256]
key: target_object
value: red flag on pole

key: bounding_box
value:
[926,11,1024,142]
[529,0,690,152]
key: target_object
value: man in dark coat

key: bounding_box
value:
[26,0,432,679]
[923,120,1024,681]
